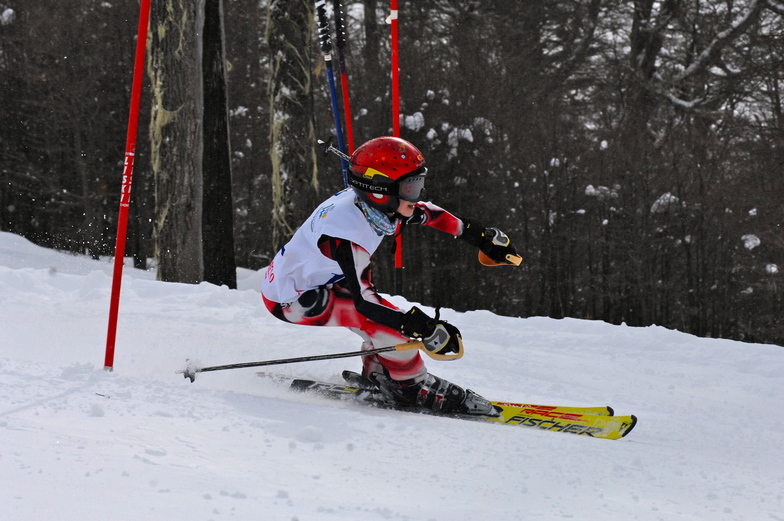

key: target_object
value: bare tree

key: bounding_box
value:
[0,1,138,255]
[266,0,319,251]
[223,0,273,270]
[148,0,205,283]
[202,0,237,288]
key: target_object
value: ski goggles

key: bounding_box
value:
[397,168,427,202]
[349,166,428,202]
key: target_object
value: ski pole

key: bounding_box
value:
[315,0,349,186]
[179,339,463,382]
[332,0,355,154]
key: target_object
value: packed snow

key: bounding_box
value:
[1,230,782,521]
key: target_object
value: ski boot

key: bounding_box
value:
[342,370,376,390]
[340,370,391,406]
[369,372,498,417]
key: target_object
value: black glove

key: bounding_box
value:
[400,306,462,356]
[460,217,520,265]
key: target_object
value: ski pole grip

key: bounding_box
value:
[394,340,425,351]
[506,253,523,266]
[478,250,523,267]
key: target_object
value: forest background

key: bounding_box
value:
[1,0,782,346]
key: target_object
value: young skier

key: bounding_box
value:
[261,137,520,415]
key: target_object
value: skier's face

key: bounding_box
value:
[395,198,417,218]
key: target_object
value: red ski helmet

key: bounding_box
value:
[348,137,427,213]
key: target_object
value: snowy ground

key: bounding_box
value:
[1,230,783,521]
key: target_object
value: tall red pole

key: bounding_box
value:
[332,0,355,154]
[390,1,404,294]
[390,0,400,138]
[104,0,152,371]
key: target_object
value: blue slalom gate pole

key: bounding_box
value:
[315,1,348,186]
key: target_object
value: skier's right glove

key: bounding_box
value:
[401,306,463,357]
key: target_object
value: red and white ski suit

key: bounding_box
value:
[261,188,465,382]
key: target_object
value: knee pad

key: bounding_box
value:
[283,287,333,325]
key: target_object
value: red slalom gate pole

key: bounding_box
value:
[390,0,400,138]
[333,0,355,154]
[104,0,152,371]
[390,1,404,294]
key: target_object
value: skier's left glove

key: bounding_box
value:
[460,218,522,266]
[401,306,463,358]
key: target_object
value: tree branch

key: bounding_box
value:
[764,0,784,16]
[674,0,765,83]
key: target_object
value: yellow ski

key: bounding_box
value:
[485,401,637,440]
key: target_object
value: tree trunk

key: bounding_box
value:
[266,0,319,252]
[148,0,205,283]
[202,0,237,288]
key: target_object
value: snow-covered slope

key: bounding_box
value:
[1,230,782,520]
